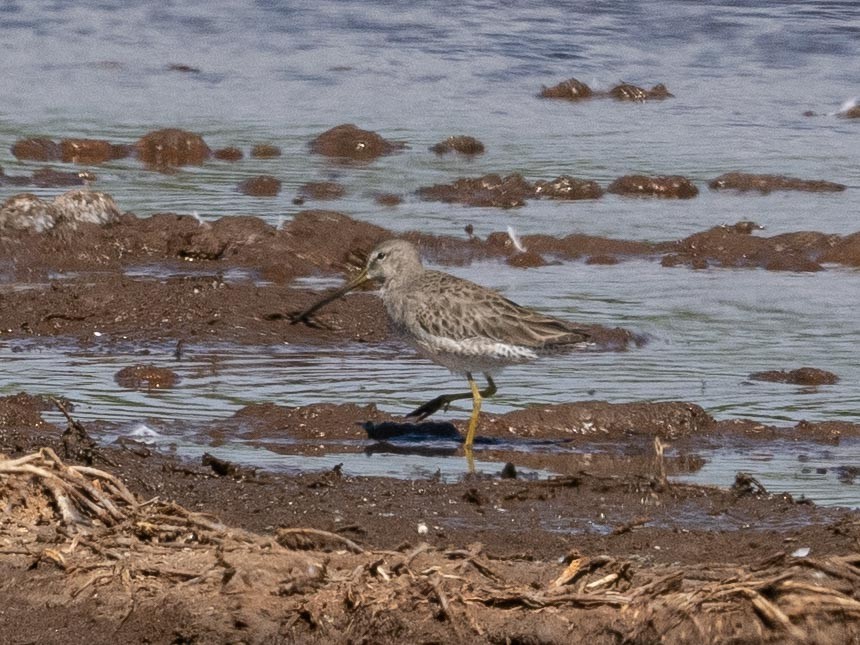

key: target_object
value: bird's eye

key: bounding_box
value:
[376,251,386,260]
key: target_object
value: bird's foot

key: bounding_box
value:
[406,395,453,421]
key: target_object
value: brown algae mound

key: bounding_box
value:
[297,181,346,200]
[309,123,404,161]
[136,128,211,166]
[114,365,180,390]
[250,143,282,158]
[418,173,603,208]
[539,77,673,102]
[237,175,282,197]
[750,367,840,386]
[709,172,846,193]
[607,174,698,198]
[430,135,486,156]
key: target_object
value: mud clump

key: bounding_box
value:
[430,135,485,156]
[237,175,282,197]
[213,146,243,161]
[506,250,549,268]
[374,193,402,207]
[10,137,62,161]
[136,128,211,167]
[750,367,839,386]
[115,364,179,390]
[539,77,593,100]
[486,230,653,263]
[418,173,603,208]
[309,124,403,161]
[60,138,130,164]
[534,175,604,200]
[418,173,535,208]
[539,77,673,102]
[0,393,52,428]
[491,401,715,441]
[298,181,346,201]
[709,172,846,193]
[250,143,282,158]
[608,175,698,199]
[819,232,860,267]
[608,82,673,101]
[662,225,838,271]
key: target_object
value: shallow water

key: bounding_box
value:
[1,1,859,505]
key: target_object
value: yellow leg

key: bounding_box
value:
[464,374,482,449]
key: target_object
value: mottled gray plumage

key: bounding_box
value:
[365,239,590,374]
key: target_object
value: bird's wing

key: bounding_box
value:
[410,272,590,350]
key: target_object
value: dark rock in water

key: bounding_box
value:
[251,144,282,158]
[500,462,518,479]
[213,146,244,161]
[309,123,403,161]
[534,175,603,200]
[417,172,534,208]
[608,83,673,101]
[608,174,698,199]
[539,77,593,100]
[60,138,128,164]
[11,137,61,162]
[202,453,249,478]
[838,105,860,118]
[31,166,96,187]
[298,181,346,201]
[749,367,839,386]
[115,364,180,390]
[430,135,485,155]
[237,175,282,197]
[708,172,846,193]
[137,128,211,166]
[167,63,201,73]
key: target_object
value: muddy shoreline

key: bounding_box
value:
[1,197,859,643]
[2,393,860,643]
[1,205,860,349]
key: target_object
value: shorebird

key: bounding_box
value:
[292,239,590,453]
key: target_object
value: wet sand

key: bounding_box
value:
[1,206,859,643]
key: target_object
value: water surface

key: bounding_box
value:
[0,1,858,504]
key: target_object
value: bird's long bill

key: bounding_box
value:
[290,267,370,325]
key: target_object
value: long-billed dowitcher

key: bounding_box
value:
[292,239,590,452]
